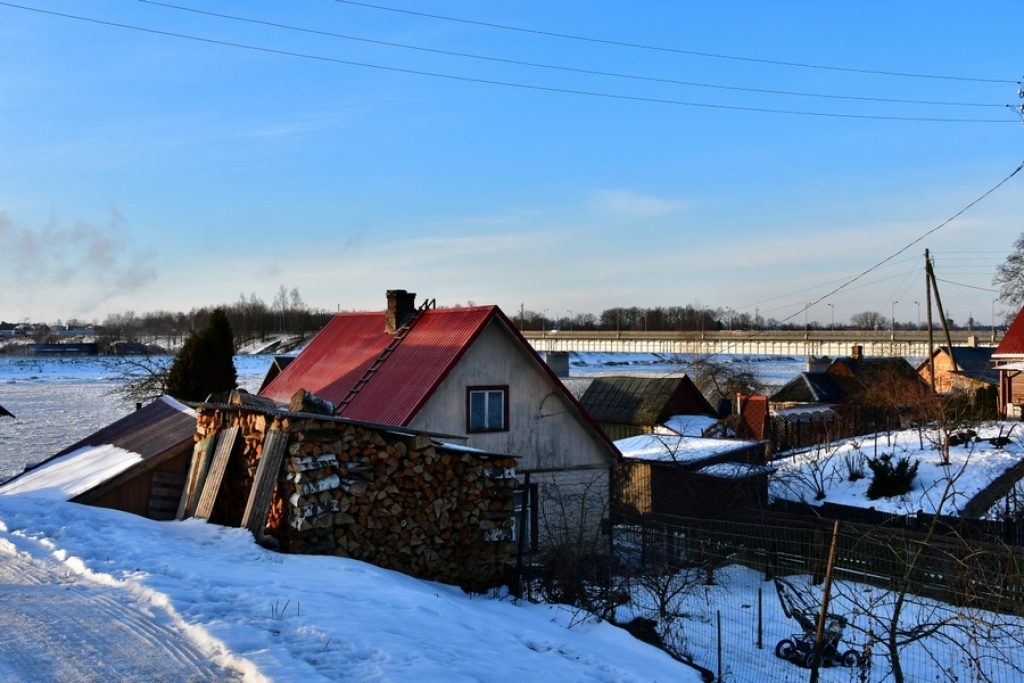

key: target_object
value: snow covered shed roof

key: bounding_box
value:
[0,396,197,501]
[615,433,766,467]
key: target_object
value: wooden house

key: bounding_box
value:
[578,374,717,441]
[259,290,620,554]
[0,397,196,519]
[766,350,930,449]
[993,306,1024,419]
[916,343,997,394]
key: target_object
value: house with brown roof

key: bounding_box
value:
[993,306,1024,418]
[259,290,621,553]
[766,350,930,450]
[917,343,998,394]
[578,374,717,441]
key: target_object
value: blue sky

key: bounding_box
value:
[1,1,1021,328]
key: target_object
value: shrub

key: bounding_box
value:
[165,308,238,402]
[866,453,919,500]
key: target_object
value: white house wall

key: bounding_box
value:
[409,319,614,473]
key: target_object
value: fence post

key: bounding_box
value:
[717,609,723,683]
[757,586,763,649]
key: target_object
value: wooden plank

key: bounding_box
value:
[193,427,240,520]
[241,428,289,539]
[177,436,215,520]
[153,471,187,486]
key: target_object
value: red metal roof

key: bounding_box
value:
[260,307,496,424]
[995,306,1024,358]
[260,304,620,459]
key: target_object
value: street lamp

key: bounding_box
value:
[542,308,549,333]
[567,310,573,332]
[827,303,834,331]
[891,300,898,341]
[914,301,920,330]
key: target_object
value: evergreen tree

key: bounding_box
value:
[165,308,237,402]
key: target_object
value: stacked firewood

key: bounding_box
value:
[194,401,518,591]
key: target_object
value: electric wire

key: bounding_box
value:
[768,158,1024,326]
[332,0,1017,85]
[141,0,1003,110]
[0,2,1013,123]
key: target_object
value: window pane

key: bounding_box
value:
[487,390,504,429]
[469,392,485,430]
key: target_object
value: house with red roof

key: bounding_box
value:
[260,290,620,553]
[993,306,1024,418]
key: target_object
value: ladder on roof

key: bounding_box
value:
[335,298,436,415]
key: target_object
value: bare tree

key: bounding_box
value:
[830,457,1024,683]
[993,232,1024,310]
[107,354,172,406]
[850,311,887,330]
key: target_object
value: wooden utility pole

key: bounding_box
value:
[925,250,936,391]
[925,250,957,377]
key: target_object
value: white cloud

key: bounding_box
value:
[592,189,692,218]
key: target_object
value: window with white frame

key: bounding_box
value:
[467,386,507,432]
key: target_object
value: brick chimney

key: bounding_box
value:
[386,289,417,333]
[850,345,863,361]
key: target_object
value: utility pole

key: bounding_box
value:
[925,249,957,380]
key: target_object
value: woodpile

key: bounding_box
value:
[192,393,518,591]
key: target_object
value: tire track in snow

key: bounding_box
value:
[0,546,240,682]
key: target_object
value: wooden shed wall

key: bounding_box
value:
[86,446,193,519]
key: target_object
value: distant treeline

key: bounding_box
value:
[512,305,975,333]
[4,293,984,351]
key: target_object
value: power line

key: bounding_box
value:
[770,158,1024,325]
[140,0,1003,110]
[936,278,998,293]
[333,0,1017,85]
[0,1,1012,123]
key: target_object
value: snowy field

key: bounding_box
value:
[0,355,271,481]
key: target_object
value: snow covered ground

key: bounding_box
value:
[0,491,699,682]
[770,424,1024,518]
[5,351,1022,682]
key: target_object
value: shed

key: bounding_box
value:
[579,374,717,441]
[612,433,771,520]
[183,392,518,590]
[0,397,197,519]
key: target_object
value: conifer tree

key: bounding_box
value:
[165,308,237,402]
